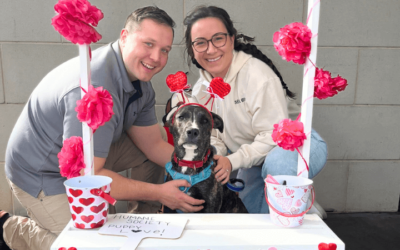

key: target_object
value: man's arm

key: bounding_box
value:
[127,124,173,167]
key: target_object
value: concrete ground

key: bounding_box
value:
[324,212,400,250]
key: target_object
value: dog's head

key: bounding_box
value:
[166,103,223,160]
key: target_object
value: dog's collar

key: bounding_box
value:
[173,149,211,169]
[165,161,213,194]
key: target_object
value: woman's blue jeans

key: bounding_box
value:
[237,129,327,213]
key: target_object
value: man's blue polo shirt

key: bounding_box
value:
[5,41,158,198]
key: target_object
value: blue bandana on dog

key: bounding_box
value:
[165,161,213,194]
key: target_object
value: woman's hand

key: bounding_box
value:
[213,155,232,184]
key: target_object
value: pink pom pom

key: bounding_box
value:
[271,118,307,151]
[54,0,103,27]
[58,136,85,179]
[75,85,114,133]
[314,68,348,100]
[273,22,312,65]
[332,75,348,92]
[51,0,104,45]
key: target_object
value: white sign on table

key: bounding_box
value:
[98,214,188,250]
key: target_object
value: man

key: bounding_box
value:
[1,6,204,250]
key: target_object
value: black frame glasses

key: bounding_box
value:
[191,33,228,53]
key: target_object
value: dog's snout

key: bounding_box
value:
[186,128,199,140]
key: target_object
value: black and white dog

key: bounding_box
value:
[165,103,248,213]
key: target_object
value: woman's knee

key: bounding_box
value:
[262,146,298,178]
[262,129,328,179]
[308,129,328,178]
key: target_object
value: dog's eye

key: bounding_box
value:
[178,116,184,120]
[201,119,209,124]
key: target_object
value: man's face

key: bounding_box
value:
[120,19,173,82]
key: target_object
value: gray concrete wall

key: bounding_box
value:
[1,0,399,214]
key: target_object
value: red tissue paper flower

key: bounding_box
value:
[273,22,312,65]
[58,136,85,179]
[314,68,348,100]
[271,118,307,151]
[51,0,104,44]
[75,85,114,133]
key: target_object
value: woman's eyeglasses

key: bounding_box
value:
[192,33,228,53]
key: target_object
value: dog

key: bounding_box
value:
[165,102,248,213]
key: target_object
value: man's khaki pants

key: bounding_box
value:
[3,128,166,250]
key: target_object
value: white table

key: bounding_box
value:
[51,214,344,250]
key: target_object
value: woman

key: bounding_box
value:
[183,6,327,213]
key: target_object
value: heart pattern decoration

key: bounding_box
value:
[318,243,337,250]
[166,71,189,93]
[67,184,111,229]
[91,203,106,213]
[266,181,313,227]
[277,198,293,211]
[69,189,83,197]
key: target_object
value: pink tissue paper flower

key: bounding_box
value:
[273,22,312,65]
[51,0,104,44]
[54,0,103,27]
[58,136,85,179]
[75,85,114,133]
[314,68,348,99]
[332,75,348,92]
[272,118,307,151]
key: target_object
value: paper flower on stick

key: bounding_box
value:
[271,117,307,152]
[75,85,114,133]
[314,68,348,100]
[273,22,312,65]
[58,136,85,179]
[204,77,231,111]
[51,0,104,45]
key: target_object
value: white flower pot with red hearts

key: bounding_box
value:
[64,175,115,229]
[265,175,315,228]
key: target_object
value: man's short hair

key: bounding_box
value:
[124,6,175,35]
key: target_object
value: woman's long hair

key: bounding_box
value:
[183,6,295,98]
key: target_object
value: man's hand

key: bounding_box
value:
[158,180,205,212]
[213,155,232,184]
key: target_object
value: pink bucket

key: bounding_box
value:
[64,175,116,229]
[265,175,315,227]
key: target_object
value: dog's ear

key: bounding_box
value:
[165,106,179,128]
[211,112,224,133]
[162,96,173,126]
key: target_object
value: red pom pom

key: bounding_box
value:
[75,85,114,133]
[58,136,85,179]
[51,0,104,44]
[314,68,348,100]
[166,71,189,93]
[273,22,312,65]
[271,118,307,151]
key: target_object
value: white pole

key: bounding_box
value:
[79,44,94,176]
[297,0,321,178]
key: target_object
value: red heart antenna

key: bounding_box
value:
[204,77,231,111]
[166,71,190,103]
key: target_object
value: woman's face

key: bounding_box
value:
[191,17,234,79]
